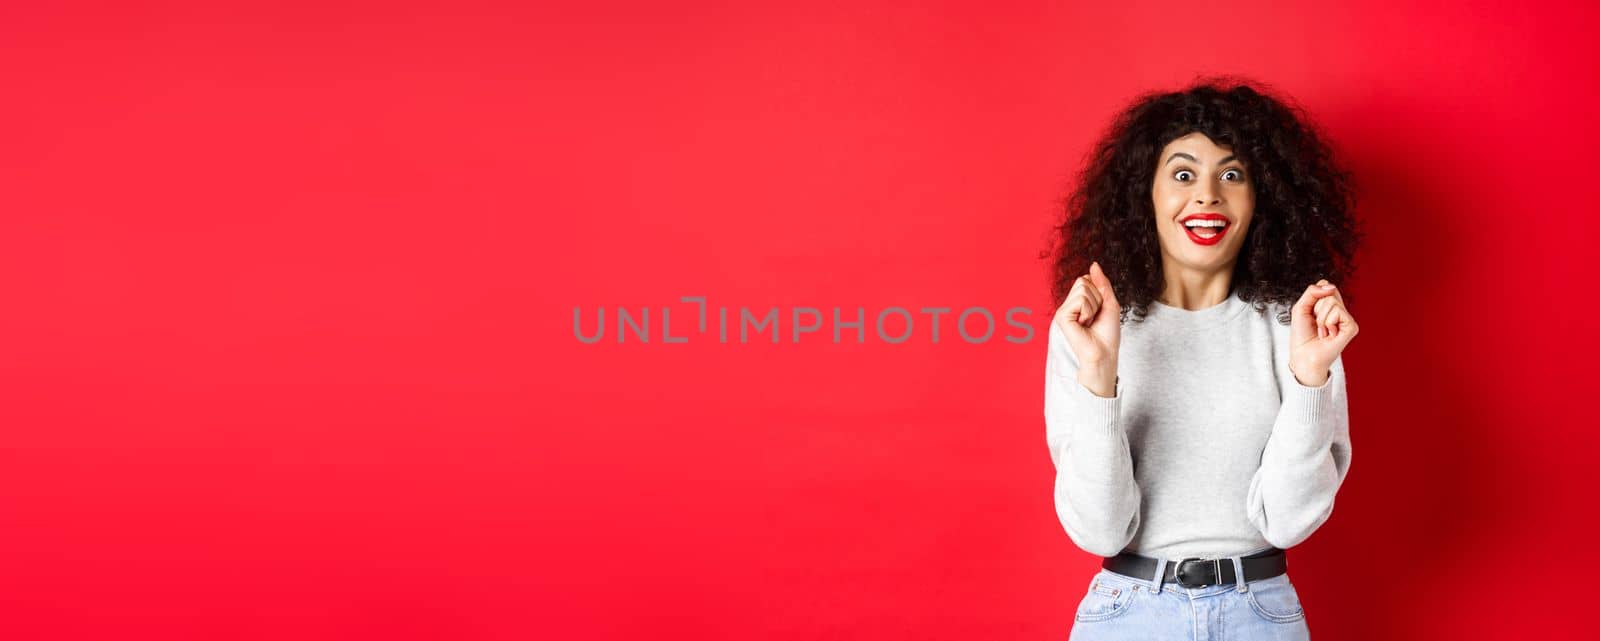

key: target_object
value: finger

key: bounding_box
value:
[1315,296,1335,318]
[1293,282,1340,321]
[1332,306,1359,342]
[1314,297,1337,338]
[1325,301,1356,341]
[1072,277,1095,324]
[1078,297,1100,326]
[1069,278,1100,325]
[1067,275,1089,302]
[1056,302,1092,348]
[1320,306,1342,343]
[1089,261,1121,310]
[1316,279,1346,309]
[1058,296,1085,330]
[1062,293,1083,326]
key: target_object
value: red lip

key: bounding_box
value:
[1180,213,1230,246]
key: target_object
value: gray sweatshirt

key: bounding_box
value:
[1044,290,1352,560]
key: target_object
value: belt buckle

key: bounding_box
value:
[1173,557,1223,588]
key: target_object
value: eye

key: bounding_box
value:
[1222,168,1245,181]
[1174,169,1194,182]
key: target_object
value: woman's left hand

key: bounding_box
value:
[1288,279,1359,387]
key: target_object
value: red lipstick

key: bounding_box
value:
[1180,213,1230,246]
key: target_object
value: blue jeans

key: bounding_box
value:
[1069,555,1311,640]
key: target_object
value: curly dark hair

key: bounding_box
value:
[1043,76,1364,325]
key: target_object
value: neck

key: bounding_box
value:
[1158,266,1234,310]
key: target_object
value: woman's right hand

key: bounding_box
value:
[1052,261,1121,397]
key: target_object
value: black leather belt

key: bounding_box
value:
[1102,547,1287,588]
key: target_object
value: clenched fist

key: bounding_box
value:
[1287,279,1359,387]
[1052,261,1121,398]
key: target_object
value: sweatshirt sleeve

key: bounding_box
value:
[1245,354,1353,549]
[1044,321,1142,557]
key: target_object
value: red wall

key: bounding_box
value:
[3,1,1595,639]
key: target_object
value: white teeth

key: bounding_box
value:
[1184,219,1227,228]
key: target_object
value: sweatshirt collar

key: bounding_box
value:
[1147,290,1250,329]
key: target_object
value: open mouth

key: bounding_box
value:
[1181,215,1229,246]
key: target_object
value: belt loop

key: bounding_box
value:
[1231,555,1247,593]
[1151,557,1168,594]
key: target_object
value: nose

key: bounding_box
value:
[1194,191,1220,205]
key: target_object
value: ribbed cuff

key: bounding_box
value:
[1280,374,1335,444]
[1285,369,1332,410]
[1067,376,1121,435]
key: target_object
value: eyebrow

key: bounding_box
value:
[1165,152,1238,167]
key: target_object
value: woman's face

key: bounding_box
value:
[1151,132,1254,273]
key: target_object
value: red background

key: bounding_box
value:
[3,1,1597,639]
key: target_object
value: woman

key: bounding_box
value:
[1042,78,1363,640]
